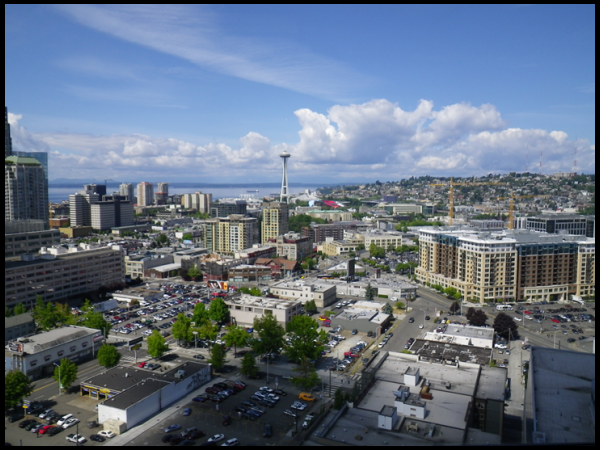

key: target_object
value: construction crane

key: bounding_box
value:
[429,178,504,226]
[496,192,536,229]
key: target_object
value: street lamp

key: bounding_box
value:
[552,330,560,349]
[53,362,61,396]
[193,331,198,349]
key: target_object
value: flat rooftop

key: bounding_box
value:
[102,378,170,410]
[12,326,101,354]
[442,324,494,340]
[227,294,299,309]
[335,309,377,321]
[411,339,493,365]
[531,347,595,444]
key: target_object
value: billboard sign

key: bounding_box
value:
[127,336,143,347]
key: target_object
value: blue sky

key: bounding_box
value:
[5,5,595,183]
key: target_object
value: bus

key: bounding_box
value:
[496,304,513,311]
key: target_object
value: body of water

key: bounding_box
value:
[48,183,327,204]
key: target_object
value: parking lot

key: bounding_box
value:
[123,377,322,447]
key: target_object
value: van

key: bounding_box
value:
[263,423,273,438]
[299,392,315,402]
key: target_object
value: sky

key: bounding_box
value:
[4,5,595,184]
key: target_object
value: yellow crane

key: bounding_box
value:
[496,192,536,229]
[430,178,504,226]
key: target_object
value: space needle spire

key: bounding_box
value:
[279,150,291,203]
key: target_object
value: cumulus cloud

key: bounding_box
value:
[8,98,595,182]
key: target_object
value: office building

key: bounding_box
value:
[225,294,302,327]
[415,228,595,303]
[5,244,125,308]
[320,237,364,256]
[384,203,436,215]
[84,183,107,199]
[5,219,60,257]
[269,279,337,308]
[5,155,49,224]
[69,190,100,227]
[119,182,135,202]
[181,191,212,214]
[267,231,312,261]
[210,200,246,218]
[5,325,103,380]
[303,210,353,222]
[155,182,168,205]
[137,182,154,206]
[302,221,367,244]
[90,195,134,231]
[5,106,13,157]
[524,214,595,238]
[261,202,289,243]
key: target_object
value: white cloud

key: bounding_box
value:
[8,98,595,182]
[55,4,366,100]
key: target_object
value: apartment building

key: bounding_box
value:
[69,190,100,227]
[119,182,135,202]
[261,202,289,244]
[301,221,371,244]
[267,232,312,261]
[181,191,212,213]
[5,244,125,308]
[360,229,407,249]
[270,280,337,308]
[137,182,154,206]
[303,210,353,222]
[200,215,257,254]
[5,220,60,257]
[90,195,134,231]
[416,228,595,303]
[320,237,364,256]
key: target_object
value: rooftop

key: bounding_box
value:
[530,347,595,444]
[227,294,299,310]
[437,324,494,341]
[5,313,34,328]
[411,339,493,365]
[9,326,101,354]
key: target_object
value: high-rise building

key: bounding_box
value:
[84,183,107,199]
[157,182,169,196]
[210,200,247,218]
[200,215,257,254]
[137,182,154,206]
[5,155,49,225]
[69,190,100,227]
[261,202,289,244]
[90,195,134,231]
[155,182,169,205]
[415,228,595,302]
[119,182,135,202]
[13,151,48,181]
[5,106,13,158]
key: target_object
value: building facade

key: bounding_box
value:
[200,215,257,254]
[210,200,246,218]
[119,183,135,202]
[5,106,12,157]
[181,191,212,213]
[225,295,302,327]
[261,202,289,244]
[69,190,100,227]
[303,210,353,222]
[5,220,60,257]
[268,232,312,261]
[525,214,594,238]
[269,280,337,308]
[5,156,49,224]
[5,244,125,308]
[5,313,36,344]
[416,228,595,303]
[90,196,134,231]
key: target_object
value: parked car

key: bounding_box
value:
[164,424,182,433]
[98,430,116,439]
[207,434,225,443]
[90,434,106,442]
[62,418,79,429]
[66,434,87,444]
[221,438,239,446]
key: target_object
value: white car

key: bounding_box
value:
[418,324,424,329]
[66,434,87,444]
[57,414,73,426]
[98,430,116,439]
[514,317,522,322]
[208,434,225,443]
[221,438,239,446]
[378,341,386,348]
[62,417,80,429]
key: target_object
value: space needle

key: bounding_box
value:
[279,150,291,203]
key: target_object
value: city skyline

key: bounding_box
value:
[5,5,595,183]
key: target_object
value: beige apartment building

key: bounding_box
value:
[200,215,257,254]
[267,232,312,261]
[5,244,125,308]
[261,202,289,244]
[416,228,595,303]
[321,237,363,256]
[304,210,353,222]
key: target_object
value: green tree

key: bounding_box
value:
[223,325,248,356]
[395,301,405,310]
[81,310,112,337]
[32,296,59,331]
[196,321,219,342]
[172,313,193,345]
[301,257,317,271]
[191,302,210,326]
[5,305,11,317]
[156,233,170,245]
[53,358,78,394]
[288,214,328,233]
[285,315,328,362]
[5,370,35,411]
[252,314,286,356]
[240,352,259,378]
[208,343,228,371]
[187,266,202,281]
[209,298,229,323]
[238,287,262,297]
[305,300,317,314]
[365,283,376,301]
[493,312,519,340]
[13,303,27,315]
[182,233,193,241]
[97,344,121,368]
[466,307,488,326]
[369,243,386,258]
[382,302,393,315]
[291,357,321,390]
[147,330,169,359]
[449,301,461,314]
[333,388,345,410]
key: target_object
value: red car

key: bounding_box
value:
[138,362,147,368]
[551,319,560,323]
[344,352,358,358]
[39,425,55,435]
[524,311,531,315]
